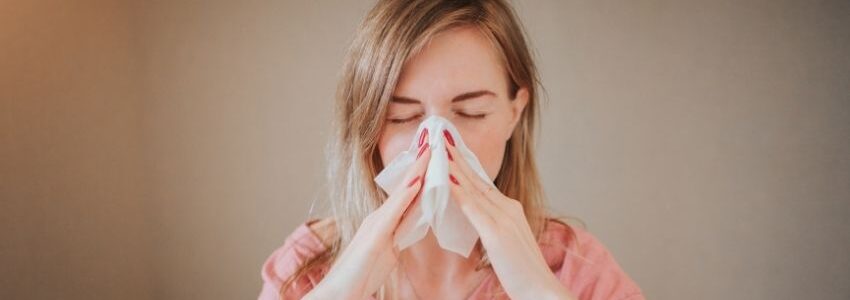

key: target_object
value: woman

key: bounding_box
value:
[259,0,644,299]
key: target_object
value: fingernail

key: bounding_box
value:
[417,143,429,159]
[449,174,459,185]
[419,129,429,147]
[443,129,455,147]
[407,176,421,187]
[446,146,453,161]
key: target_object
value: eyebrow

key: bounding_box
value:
[391,90,496,104]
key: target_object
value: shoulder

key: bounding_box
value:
[258,218,335,300]
[538,218,645,300]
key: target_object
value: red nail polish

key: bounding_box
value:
[443,129,455,147]
[446,146,453,161]
[449,174,460,185]
[417,143,429,159]
[407,176,421,187]
[419,128,429,147]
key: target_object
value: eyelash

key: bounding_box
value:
[388,112,487,124]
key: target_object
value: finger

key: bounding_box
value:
[447,171,498,231]
[394,128,430,193]
[383,140,431,221]
[449,168,534,249]
[442,129,497,196]
[447,161,501,218]
[400,193,420,220]
[443,130,521,213]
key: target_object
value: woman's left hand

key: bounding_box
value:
[443,130,577,300]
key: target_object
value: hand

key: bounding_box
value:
[304,130,432,300]
[442,130,577,300]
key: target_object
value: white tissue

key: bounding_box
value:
[374,115,495,258]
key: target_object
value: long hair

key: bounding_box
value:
[281,0,577,298]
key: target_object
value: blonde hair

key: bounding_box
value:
[281,0,578,298]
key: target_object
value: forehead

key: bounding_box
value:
[393,26,508,101]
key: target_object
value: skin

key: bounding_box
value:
[305,26,576,299]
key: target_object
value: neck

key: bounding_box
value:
[399,230,482,283]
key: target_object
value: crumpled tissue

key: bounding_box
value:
[374,115,495,258]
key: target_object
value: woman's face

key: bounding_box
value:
[378,26,529,180]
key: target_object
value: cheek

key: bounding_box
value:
[378,127,416,166]
[456,111,513,181]
[461,128,507,181]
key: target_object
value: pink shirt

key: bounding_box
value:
[258,219,644,300]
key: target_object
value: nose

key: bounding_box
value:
[419,103,453,120]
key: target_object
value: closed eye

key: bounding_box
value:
[457,111,487,119]
[386,112,486,124]
[387,114,422,124]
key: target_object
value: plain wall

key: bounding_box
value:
[1,0,154,299]
[1,0,848,299]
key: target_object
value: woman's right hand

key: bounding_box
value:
[304,131,432,300]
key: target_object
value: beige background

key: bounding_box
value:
[2,0,849,299]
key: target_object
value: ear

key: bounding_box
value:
[506,87,529,141]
